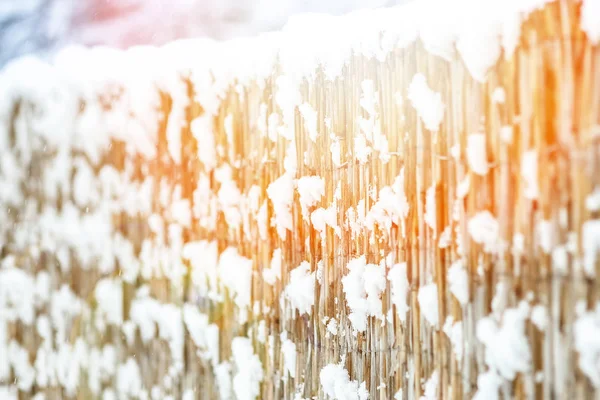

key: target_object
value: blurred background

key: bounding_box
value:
[0,0,410,67]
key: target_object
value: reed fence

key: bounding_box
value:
[0,1,599,399]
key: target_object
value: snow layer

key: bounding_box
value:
[263,248,283,285]
[267,173,295,239]
[448,260,469,306]
[218,247,253,318]
[574,302,600,388]
[583,219,600,276]
[418,283,439,328]
[466,134,489,176]
[420,370,439,400]
[320,362,369,400]
[280,331,297,378]
[388,262,410,322]
[297,175,325,219]
[364,168,409,234]
[582,0,600,44]
[285,261,316,316]
[468,211,503,254]
[183,304,219,362]
[521,150,539,200]
[342,256,387,332]
[408,73,444,131]
[477,301,531,381]
[232,337,264,400]
[443,317,463,362]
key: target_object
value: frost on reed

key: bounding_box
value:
[0,0,600,399]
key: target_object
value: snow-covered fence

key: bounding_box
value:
[1,1,600,399]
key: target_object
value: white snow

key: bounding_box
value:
[418,283,439,328]
[388,262,410,322]
[299,103,319,142]
[116,358,142,398]
[586,187,600,212]
[183,304,219,362]
[530,305,548,332]
[364,168,409,234]
[583,219,600,277]
[191,115,217,171]
[574,302,600,387]
[424,184,437,233]
[500,125,513,144]
[456,176,470,199]
[0,386,17,400]
[443,317,464,362]
[492,87,506,104]
[320,362,369,400]
[477,301,531,381]
[472,370,502,400]
[552,245,568,274]
[420,370,439,400]
[468,211,503,254]
[280,331,297,378]
[521,150,539,200]
[215,362,233,400]
[326,318,339,336]
[537,219,554,254]
[466,133,488,176]
[330,139,342,167]
[218,247,253,318]
[438,225,451,248]
[0,264,35,325]
[94,278,124,329]
[182,240,219,299]
[232,337,264,400]
[267,173,295,239]
[297,176,325,219]
[408,73,444,132]
[354,134,372,164]
[217,167,243,229]
[447,259,469,306]
[360,80,377,116]
[285,261,316,316]
[311,204,340,239]
[342,256,387,332]
[263,248,283,285]
[582,0,600,44]
[275,75,301,140]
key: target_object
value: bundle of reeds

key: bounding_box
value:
[0,0,599,399]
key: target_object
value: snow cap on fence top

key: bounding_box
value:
[1,0,570,95]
